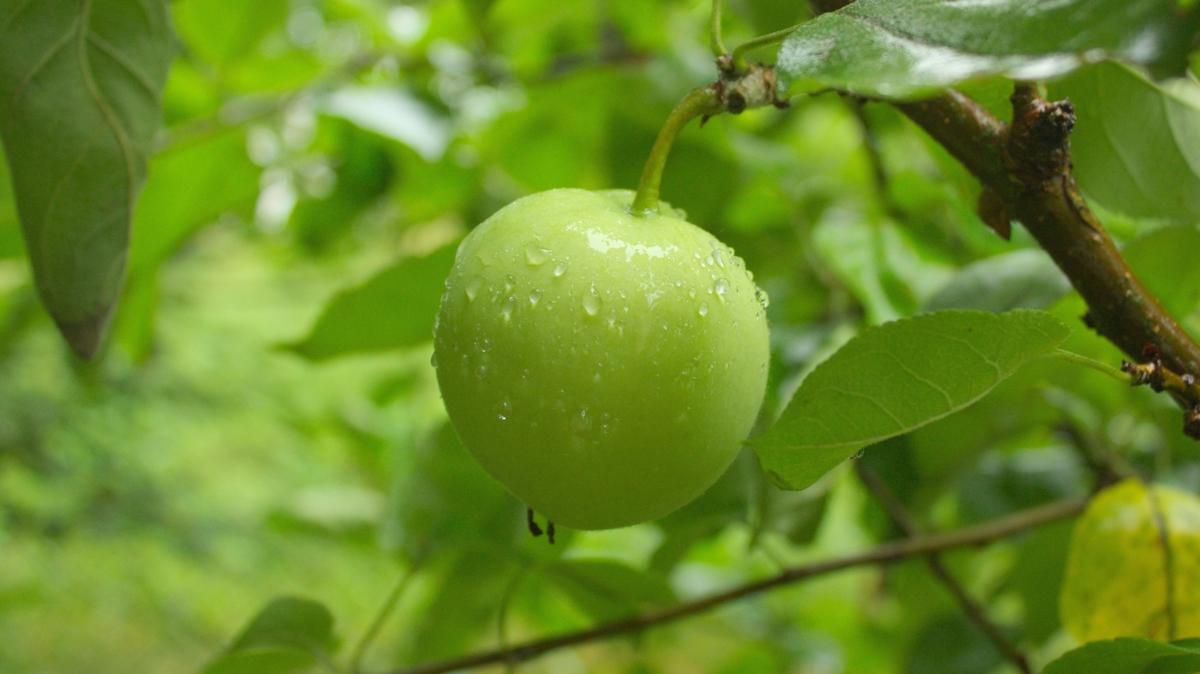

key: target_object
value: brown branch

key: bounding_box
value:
[855,461,1031,674]
[896,90,1200,383]
[378,499,1085,674]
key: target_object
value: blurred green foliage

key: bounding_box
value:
[0,1,1199,674]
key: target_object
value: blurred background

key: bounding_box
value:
[2,1,1199,673]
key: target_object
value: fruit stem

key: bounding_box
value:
[631,86,722,216]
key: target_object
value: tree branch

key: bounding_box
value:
[896,91,1200,383]
[855,461,1031,674]
[378,498,1085,674]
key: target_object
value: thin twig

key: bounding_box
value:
[378,498,1085,674]
[855,461,1032,674]
[709,0,728,58]
[349,560,423,674]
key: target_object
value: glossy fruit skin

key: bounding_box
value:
[433,188,769,530]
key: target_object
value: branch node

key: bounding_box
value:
[1007,84,1076,184]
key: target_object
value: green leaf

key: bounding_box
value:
[0,0,173,356]
[285,244,456,360]
[1043,638,1200,674]
[924,250,1070,313]
[1123,226,1200,320]
[0,147,21,259]
[1053,62,1200,223]
[203,596,335,674]
[129,128,260,277]
[172,0,288,70]
[777,0,1195,99]
[542,558,675,622]
[753,310,1070,490]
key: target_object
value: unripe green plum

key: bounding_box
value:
[433,188,769,530]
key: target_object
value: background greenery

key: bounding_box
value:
[1,1,1199,673]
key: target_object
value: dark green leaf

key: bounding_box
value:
[777,0,1195,98]
[203,596,335,674]
[907,615,1007,674]
[285,244,456,360]
[754,310,1070,490]
[924,250,1070,313]
[0,0,173,356]
[1043,638,1200,674]
[1053,62,1200,223]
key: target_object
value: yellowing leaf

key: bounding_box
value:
[1061,480,1200,642]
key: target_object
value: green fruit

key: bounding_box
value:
[433,188,769,530]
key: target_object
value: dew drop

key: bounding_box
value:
[698,302,709,317]
[755,286,771,309]
[525,245,550,267]
[465,277,481,302]
[500,297,515,322]
[504,274,516,293]
[528,289,542,307]
[552,263,567,278]
[712,249,726,268]
[479,336,493,352]
[496,399,512,422]
[572,407,593,434]
[583,285,601,317]
[713,278,729,301]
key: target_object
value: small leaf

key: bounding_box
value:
[753,310,1070,490]
[776,0,1195,99]
[0,0,173,356]
[1060,480,1200,642]
[1053,62,1200,223]
[1043,637,1200,674]
[542,558,675,622]
[203,596,335,674]
[285,245,456,360]
[924,250,1070,313]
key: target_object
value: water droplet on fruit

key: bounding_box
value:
[583,285,601,317]
[572,407,592,433]
[525,245,549,266]
[496,399,511,422]
[552,263,567,278]
[698,302,709,317]
[500,297,515,322]
[755,286,770,309]
[713,278,729,301]
[465,277,481,302]
[712,249,726,268]
[529,289,542,307]
[478,336,493,352]
[504,274,516,293]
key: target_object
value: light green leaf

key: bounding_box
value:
[1053,61,1200,223]
[0,0,172,356]
[172,0,288,69]
[285,244,456,360]
[753,310,1070,490]
[129,128,259,276]
[203,596,335,674]
[777,0,1193,99]
[924,250,1070,313]
[1043,638,1200,674]
[1123,226,1200,319]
